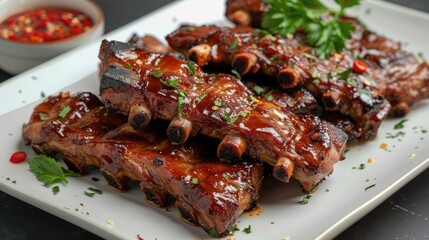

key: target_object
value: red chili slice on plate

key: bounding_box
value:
[10,151,27,163]
[353,59,367,74]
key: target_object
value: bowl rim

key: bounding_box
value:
[0,0,104,46]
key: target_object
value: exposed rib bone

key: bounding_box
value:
[217,135,247,163]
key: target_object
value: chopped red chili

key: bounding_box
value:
[353,59,367,74]
[10,151,27,163]
[0,7,93,43]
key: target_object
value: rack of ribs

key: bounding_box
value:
[98,39,348,192]
[22,92,264,237]
[224,0,429,117]
[166,25,390,143]
[129,33,374,143]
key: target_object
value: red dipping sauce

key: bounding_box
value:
[0,7,93,43]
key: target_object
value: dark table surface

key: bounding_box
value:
[1,0,428,239]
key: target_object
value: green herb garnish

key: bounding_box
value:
[39,112,49,121]
[88,187,103,194]
[178,95,185,119]
[52,186,60,194]
[231,69,241,80]
[386,131,406,139]
[187,26,196,32]
[262,0,360,58]
[159,78,187,119]
[228,225,240,233]
[186,62,196,76]
[191,178,198,184]
[394,119,408,129]
[365,184,376,191]
[84,187,103,197]
[208,229,219,238]
[338,68,353,79]
[230,38,239,50]
[84,191,96,197]
[58,106,71,118]
[313,79,321,85]
[304,53,317,60]
[253,85,264,96]
[300,194,311,204]
[124,62,132,69]
[151,71,163,78]
[160,79,180,88]
[214,100,226,107]
[28,155,80,187]
[243,225,252,234]
[195,94,207,103]
[312,69,319,78]
[224,111,239,124]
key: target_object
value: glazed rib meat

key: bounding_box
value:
[225,0,429,117]
[166,25,390,143]
[130,33,373,143]
[128,33,320,116]
[98,39,348,192]
[22,92,263,237]
[346,19,429,117]
[225,0,267,27]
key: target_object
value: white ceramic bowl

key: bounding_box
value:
[0,0,104,74]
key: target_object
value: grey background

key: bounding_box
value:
[0,0,428,239]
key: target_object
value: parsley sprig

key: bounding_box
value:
[28,155,80,186]
[262,0,360,58]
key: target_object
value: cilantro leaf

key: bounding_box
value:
[28,155,80,187]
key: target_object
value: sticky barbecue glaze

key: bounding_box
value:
[22,92,263,237]
[224,0,429,118]
[98,40,348,191]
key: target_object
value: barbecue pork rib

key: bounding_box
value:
[346,20,429,117]
[224,0,429,117]
[129,33,375,143]
[22,92,263,237]
[166,25,390,143]
[98,39,348,192]
[225,0,267,27]
[128,34,320,117]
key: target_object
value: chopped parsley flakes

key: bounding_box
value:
[394,119,408,129]
[300,194,311,204]
[243,225,252,234]
[58,106,71,118]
